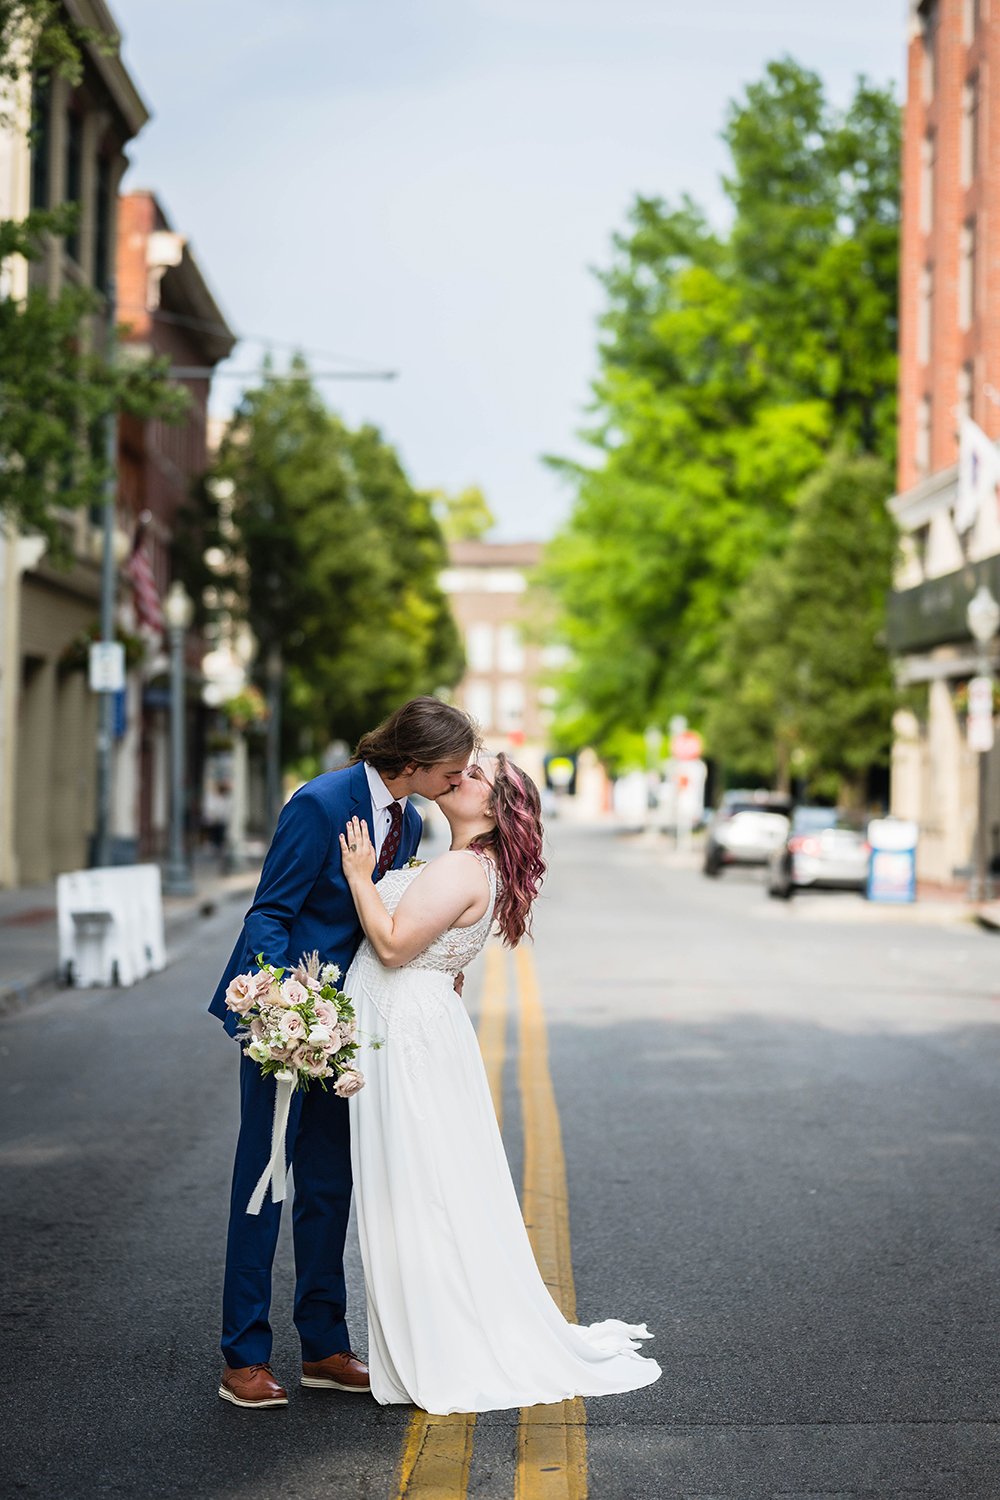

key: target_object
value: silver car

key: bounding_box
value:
[703,792,791,876]
[766,807,871,898]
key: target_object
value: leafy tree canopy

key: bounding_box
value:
[432,484,496,542]
[542,58,901,780]
[0,1,184,555]
[705,450,899,804]
[210,360,464,762]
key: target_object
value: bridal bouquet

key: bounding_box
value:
[224,950,364,1098]
[226,952,367,1215]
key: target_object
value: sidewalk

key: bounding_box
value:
[621,825,1000,930]
[0,856,260,1017]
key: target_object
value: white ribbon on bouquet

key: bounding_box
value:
[246,1069,296,1215]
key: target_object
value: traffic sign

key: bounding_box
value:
[670,729,703,761]
[88,641,126,693]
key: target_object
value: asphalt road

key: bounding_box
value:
[3,824,1000,1498]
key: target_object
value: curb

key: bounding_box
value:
[0,875,258,1021]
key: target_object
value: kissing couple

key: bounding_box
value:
[209,696,660,1414]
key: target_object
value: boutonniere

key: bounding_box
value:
[405,857,426,869]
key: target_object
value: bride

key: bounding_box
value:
[338,752,661,1414]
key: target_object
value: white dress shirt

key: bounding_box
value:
[364,762,408,857]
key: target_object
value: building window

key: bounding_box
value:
[497,623,525,673]
[920,132,935,233]
[497,681,525,734]
[918,265,933,365]
[465,681,493,730]
[466,623,494,672]
[963,0,981,43]
[64,107,83,263]
[959,219,977,329]
[916,395,932,477]
[961,76,979,187]
[958,362,974,428]
[29,76,51,211]
[920,0,940,102]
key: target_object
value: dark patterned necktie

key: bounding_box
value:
[375,801,403,879]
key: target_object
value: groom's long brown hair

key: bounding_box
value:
[351,697,479,778]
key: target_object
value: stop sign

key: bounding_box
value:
[670,729,703,761]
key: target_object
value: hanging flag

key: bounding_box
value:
[955,418,1000,534]
[125,527,164,634]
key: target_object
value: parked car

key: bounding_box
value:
[766,806,871,898]
[703,790,792,876]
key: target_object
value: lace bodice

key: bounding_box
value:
[374,850,497,974]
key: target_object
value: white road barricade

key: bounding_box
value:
[56,865,167,988]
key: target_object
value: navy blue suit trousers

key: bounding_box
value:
[212,761,422,1367]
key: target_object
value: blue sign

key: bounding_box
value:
[866,818,918,904]
[112,687,128,740]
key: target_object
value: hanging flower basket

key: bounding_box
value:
[222,683,270,733]
[60,621,146,673]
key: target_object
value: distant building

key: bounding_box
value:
[888,0,1000,883]
[440,540,551,781]
[115,190,235,859]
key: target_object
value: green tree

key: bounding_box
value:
[0,2,184,553]
[706,451,899,804]
[432,484,496,542]
[542,58,900,773]
[213,361,463,763]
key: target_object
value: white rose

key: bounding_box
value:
[307,1023,331,1046]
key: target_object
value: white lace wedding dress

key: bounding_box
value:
[345,850,661,1415]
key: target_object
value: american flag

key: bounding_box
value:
[125,530,164,634]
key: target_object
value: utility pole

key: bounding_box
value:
[92,280,118,868]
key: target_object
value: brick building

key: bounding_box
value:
[440,540,550,782]
[0,0,148,887]
[114,191,235,859]
[888,0,1000,883]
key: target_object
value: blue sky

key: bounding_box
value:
[111,1,906,539]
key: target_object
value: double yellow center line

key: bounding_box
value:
[395,944,588,1500]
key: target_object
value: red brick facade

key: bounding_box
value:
[899,0,1000,492]
[116,191,235,598]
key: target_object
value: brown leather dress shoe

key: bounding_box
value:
[218,1362,289,1408]
[300,1351,371,1392]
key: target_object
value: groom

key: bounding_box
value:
[210,696,478,1409]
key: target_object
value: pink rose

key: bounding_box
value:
[290,1045,331,1077]
[252,970,275,999]
[249,1016,267,1040]
[279,978,309,1009]
[313,999,338,1028]
[334,1067,365,1098]
[278,1011,306,1042]
[224,973,258,1015]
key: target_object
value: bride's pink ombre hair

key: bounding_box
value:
[472,752,545,946]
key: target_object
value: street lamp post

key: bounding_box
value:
[966,584,1000,902]
[163,580,195,896]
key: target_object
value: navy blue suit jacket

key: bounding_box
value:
[209,761,422,1037]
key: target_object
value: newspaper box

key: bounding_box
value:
[866,818,918,904]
